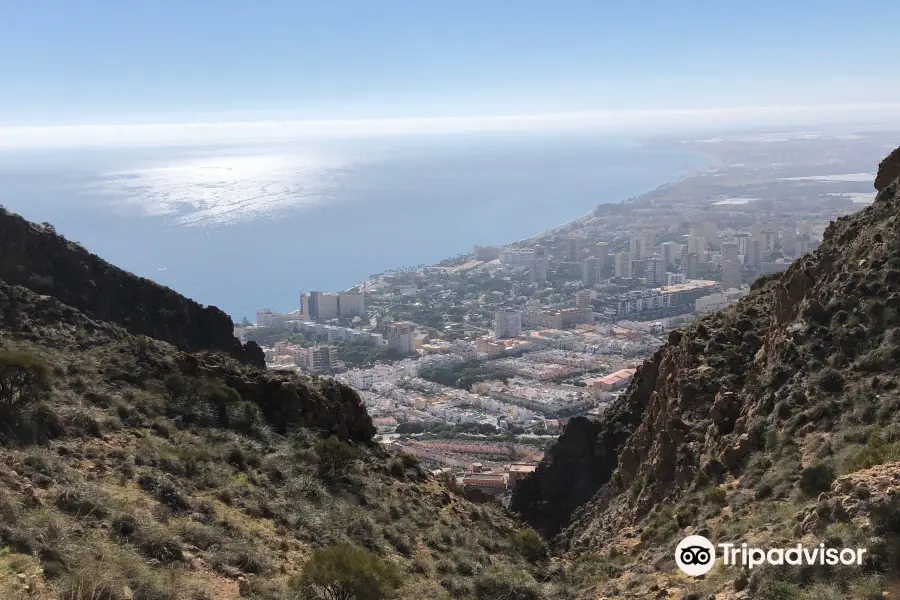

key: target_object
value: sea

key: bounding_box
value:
[0,133,708,320]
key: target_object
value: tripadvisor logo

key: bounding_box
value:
[675,535,868,577]
[676,535,716,576]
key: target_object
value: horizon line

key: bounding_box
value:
[2,102,900,149]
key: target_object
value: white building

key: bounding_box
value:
[305,291,340,320]
[734,233,752,256]
[388,322,415,354]
[493,310,523,339]
[582,257,605,286]
[629,235,646,260]
[646,257,667,286]
[660,242,684,268]
[566,236,583,262]
[338,293,366,318]
[666,272,686,286]
[256,309,290,329]
[722,259,742,291]
[615,280,720,316]
[499,249,536,266]
[574,289,593,308]
[317,293,340,320]
[532,245,549,282]
[721,242,740,263]
[687,235,708,256]
[695,287,749,314]
[615,252,632,278]
[474,245,501,261]
[305,346,333,373]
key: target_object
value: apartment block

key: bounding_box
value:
[722,259,742,291]
[660,241,683,268]
[566,236,583,262]
[474,245,501,261]
[338,292,365,318]
[614,252,632,278]
[611,280,720,316]
[574,289,593,309]
[493,310,523,339]
[646,257,667,286]
[582,257,605,286]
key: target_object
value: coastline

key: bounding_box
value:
[349,147,716,292]
[501,145,717,249]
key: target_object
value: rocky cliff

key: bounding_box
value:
[0,208,264,367]
[512,147,900,598]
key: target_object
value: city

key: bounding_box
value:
[233,131,890,497]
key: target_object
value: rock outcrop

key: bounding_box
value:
[875,146,900,192]
[0,277,374,442]
[512,146,900,595]
[798,461,900,536]
[0,208,264,367]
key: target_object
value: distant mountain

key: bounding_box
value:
[513,146,900,598]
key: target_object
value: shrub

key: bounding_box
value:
[382,526,413,557]
[510,529,547,563]
[174,520,219,551]
[843,432,900,474]
[293,543,401,600]
[799,463,836,496]
[12,402,66,443]
[225,401,265,435]
[55,486,109,519]
[136,523,184,564]
[211,538,272,575]
[137,474,191,512]
[753,579,804,600]
[705,487,727,505]
[0,348,52,414]
[164,374,245,430]
[816,369,845,394]
[316,437,358,476]
[473,568,543,600]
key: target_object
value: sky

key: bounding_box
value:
[2,1,900,143]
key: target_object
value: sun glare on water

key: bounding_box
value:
[92,153,349,226]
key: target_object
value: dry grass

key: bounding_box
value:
[0,324,556,600]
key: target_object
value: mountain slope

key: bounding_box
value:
[512,146,900,599]
[0,223,559,599]
[0,208,264,367]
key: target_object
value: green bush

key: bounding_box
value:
[0,348,52,414]
[294,543,401,600]
[843,432,900,474]
[316,436,358,476]
[211,538,272,575]
[510,529,547,563]
[704,487,727,505]
[799,463,835,496]
[164,374,247,431]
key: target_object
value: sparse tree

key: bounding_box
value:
[0,348,52,413]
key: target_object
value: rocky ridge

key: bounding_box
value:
[0,207,264,367]
[512,146,900,598]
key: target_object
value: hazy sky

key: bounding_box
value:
[2,0,899,143]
